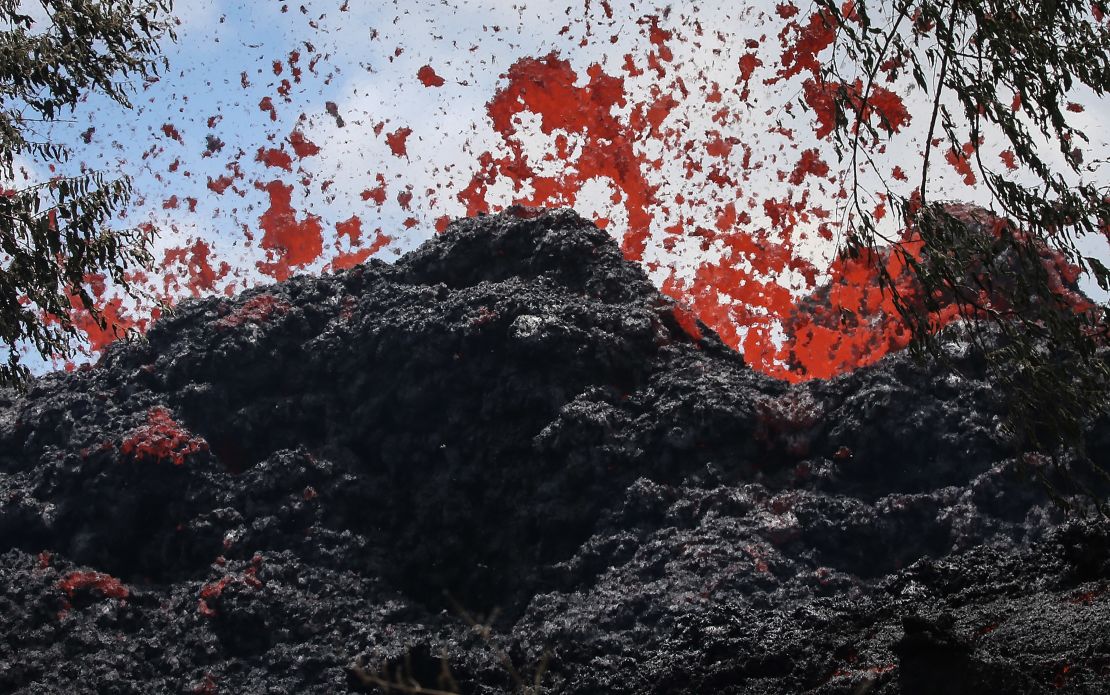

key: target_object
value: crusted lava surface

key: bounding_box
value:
[1,208,1107,694]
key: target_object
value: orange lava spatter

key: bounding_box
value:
[289,130,321,158]
[163,240,231,297]
[385,127,413,157]
[121,406,209,466]
[417,65,446,87]
[216,293,293,329]
[460,52,658,260]
[255,180,325,281]
[58,571,129,600]
[774,203,1093,380]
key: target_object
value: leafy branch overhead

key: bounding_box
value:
[811,0,1110,495]
[0,0,175,385]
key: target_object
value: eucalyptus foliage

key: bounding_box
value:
[813,0,1110,501]
[0,0,174,386]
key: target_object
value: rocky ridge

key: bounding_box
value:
[0,208,1107,694]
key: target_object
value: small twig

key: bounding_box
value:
[920,2,956,204]
[349,662,459,695]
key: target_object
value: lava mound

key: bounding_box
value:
[1,208,1108,694]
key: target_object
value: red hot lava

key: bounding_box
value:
[56,3,1098,386]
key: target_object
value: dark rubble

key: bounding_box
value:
[0,208,1107,694]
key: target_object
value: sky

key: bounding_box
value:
[9,0,1110,380]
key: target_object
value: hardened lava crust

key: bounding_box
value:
[0,208,1107,694]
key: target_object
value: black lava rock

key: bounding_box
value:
[0,208,1106,694]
